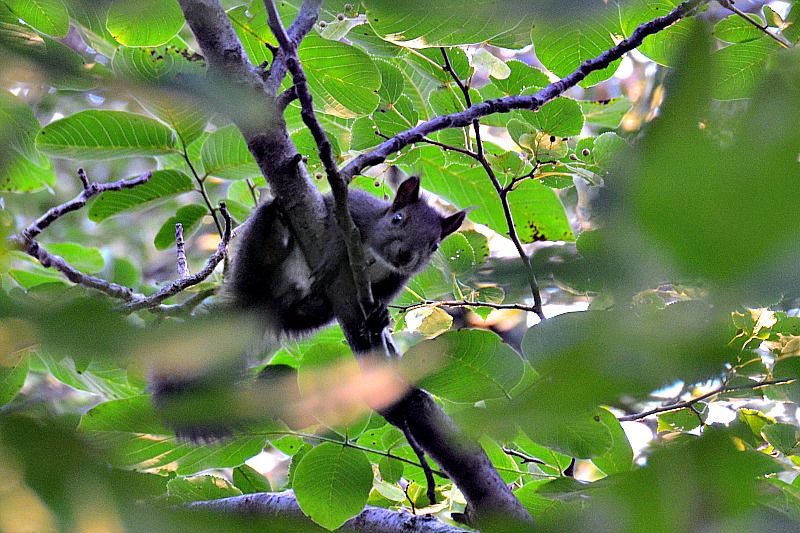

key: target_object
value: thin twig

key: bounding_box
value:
[391,300,537,313]
[502,447,546,466]
[717,0,793,48]
[122,202,233,312]
[440,47,546,321]
[402,419,437,505]
[175,223,190,278]
[617,378,796,422]
[19,170,151,241]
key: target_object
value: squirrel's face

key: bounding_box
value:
[369,204,444,274]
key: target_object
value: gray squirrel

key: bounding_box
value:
[151,175,467,439]
[225,175,467,340]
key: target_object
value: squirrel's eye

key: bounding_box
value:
[392,213,404,224]
[432,242,439,252]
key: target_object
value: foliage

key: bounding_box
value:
[1,0,800,531]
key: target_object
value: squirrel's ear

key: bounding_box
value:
[392,176,421,209]
[440,209,468,238]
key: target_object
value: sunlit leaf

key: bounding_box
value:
[293,443,373,530]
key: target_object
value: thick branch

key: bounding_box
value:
[340,0,707,182]
[187,490,469,533]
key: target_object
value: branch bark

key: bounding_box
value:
[187,490,470,533]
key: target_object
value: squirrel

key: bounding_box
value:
[150,175,467,439]
[224,175,467,342]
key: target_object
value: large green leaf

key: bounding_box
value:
[520,410,614,459]
[618,34,800,290]
[36,110,180,160]
[200,125,261,180]
[106,0,184,47]
[79,395,266,476]
[299,34,380,119]
[620,0,701,66]
[293,442,373,530]
[532,9,621,88]
[400,146,573,243]
[87,169,194,222]
[112,45,210,146]
[0,89,55,192]
[712,38,781,101]
[363,0,534,48]
[713,13,765,44]
[400,329,525,402]
[3,0,69,37]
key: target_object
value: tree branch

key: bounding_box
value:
[440,47,545,321]
[264,0,377,324]
[617,378,796,422]
[339,0,708,183]
[187,490,470,533]
[122,202,232,313]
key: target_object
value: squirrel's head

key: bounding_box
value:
[369,176,468,274]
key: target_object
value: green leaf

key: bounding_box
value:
[532,10,621,87]
[0,89,55,192]
[522,411,614,459]
[580,98,633,130]
[712,39,780,101]
[516,97,584,137]
[88,169,194,222]
[762,423,800,456]
[167,475,242,503]
[400,329,525,402]
[37,354,142,399]
[713,13,766,43]
[106,0,185,47]
[227,2,277,66]
[300,34,380,119]
[620,0,702,66]
[0,350,29,407]
[656,404,708,433]
[471,48,510,79]
[36,110,180,160]
[491,60,549,96]
[293,443,373,530]
[111,46,210,146]
[363,0,534,48]
[46,243,105,273]
[437,232,476,276]
[201,125,261,180]
[592,408,634,475]
[373,478,406,502]
[79,396,267,476]
[233,464,273,494]
[9,265,68,289]
[401,146,573,243]
[153,204,208,250]
[3,0,69,37]
[0,147,55,193]
[378,456,404,483]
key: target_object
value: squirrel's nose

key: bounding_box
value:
[397,249,413,266]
